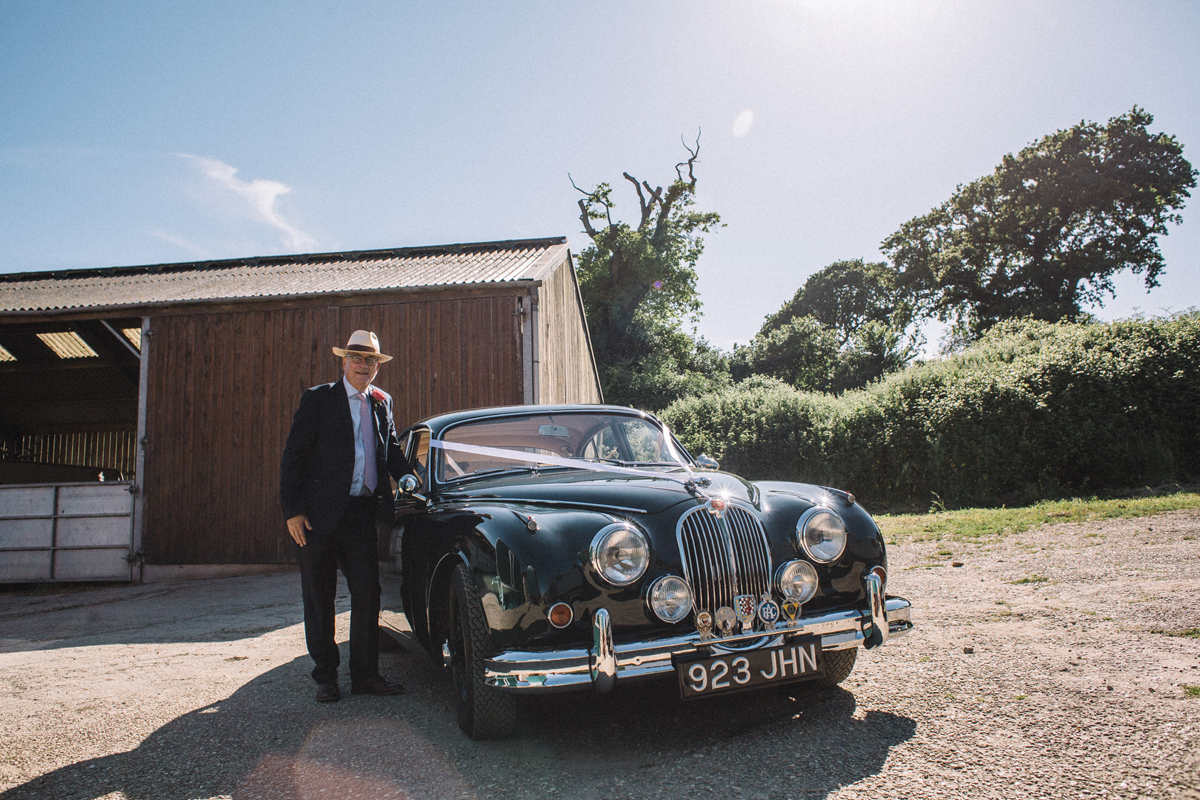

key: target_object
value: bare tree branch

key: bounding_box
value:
[576,198,599,239]
[623,172,654,231]
[569,173,611,239]
[675,130,701,188]
[642,181,664,226]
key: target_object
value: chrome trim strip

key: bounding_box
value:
[474,497,650,515]
[483,596,914,692]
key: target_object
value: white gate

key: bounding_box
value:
[0,482,135,582]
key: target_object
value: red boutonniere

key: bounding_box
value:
[369,388,385,403]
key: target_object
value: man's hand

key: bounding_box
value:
[287,514,312,547]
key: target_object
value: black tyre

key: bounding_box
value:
[448,565,517,739]
[815,646,857,687]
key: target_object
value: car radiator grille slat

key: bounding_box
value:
[677,504,772,616]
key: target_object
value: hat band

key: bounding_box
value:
[345,344,379,354]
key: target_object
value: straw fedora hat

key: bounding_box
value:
[332,330,393,363]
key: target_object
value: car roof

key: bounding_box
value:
[411,404,660,438]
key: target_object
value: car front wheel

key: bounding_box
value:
[814,646,857,687]
[448,564,517,739]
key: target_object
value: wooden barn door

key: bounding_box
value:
[140,294,526,567]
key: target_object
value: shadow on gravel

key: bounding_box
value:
[0,575,303,654]
[1,640,916,800]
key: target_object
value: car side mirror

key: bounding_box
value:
[695,454,719,470]
[396,473,427,506]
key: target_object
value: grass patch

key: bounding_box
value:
[876,493,1200,544]
[1152,628,1200,639]
[1185,685,1200,698]
[1010,574,1050,585]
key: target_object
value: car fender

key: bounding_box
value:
[410,502,626,651]
[755,480,888,599]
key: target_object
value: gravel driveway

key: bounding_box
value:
[1,509,1197,800]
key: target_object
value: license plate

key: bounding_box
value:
[676,640,825,698]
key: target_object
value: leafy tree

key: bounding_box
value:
[882,107,1197,341]
[830,321,922,393]
[744,259,919,392]
[573,136,725,408]
[731,316,840,391]
[762,259,914,346]
[605,324,729,412]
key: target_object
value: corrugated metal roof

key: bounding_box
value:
[0,237,570,314]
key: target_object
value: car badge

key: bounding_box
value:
[715,606,736,637]
[781,599,801,625]
[707,498,726,518]
[695,610,714,641]
[734,594,757,633]
[757,593,780,627]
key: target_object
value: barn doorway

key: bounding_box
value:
[0,318,144,582]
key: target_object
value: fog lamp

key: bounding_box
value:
[648,575,693,623]
[775,559,819,604]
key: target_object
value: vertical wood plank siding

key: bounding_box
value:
[538,263,603,404]
[143,295,524,565]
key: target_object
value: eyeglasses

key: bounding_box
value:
[346,354,381,366]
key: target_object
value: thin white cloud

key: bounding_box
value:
[150,230,212,260]
[733,109,755,138]
[178,154,316,251]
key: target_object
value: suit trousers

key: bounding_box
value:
[296,497,382,685]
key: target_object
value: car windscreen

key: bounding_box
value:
[435,412,690,483]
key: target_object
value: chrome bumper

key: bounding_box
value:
[483,596,914,694]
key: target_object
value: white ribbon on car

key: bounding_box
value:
[427,439,702,487]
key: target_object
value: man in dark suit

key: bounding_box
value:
[280,330,413,702]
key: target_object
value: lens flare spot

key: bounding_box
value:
[733,109,754,138]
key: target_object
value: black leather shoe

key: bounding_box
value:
[350,676,405,696]
[315,683,341,703]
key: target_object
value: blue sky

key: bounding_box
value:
[2,0,1197,351]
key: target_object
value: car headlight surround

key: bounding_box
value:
[589,522,650,586]
[648,575,693,623]
[774,559,819,604]
[796,506,848,563]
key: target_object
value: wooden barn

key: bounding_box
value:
[0,237,601,583]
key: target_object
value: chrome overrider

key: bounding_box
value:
[483,581,914,694]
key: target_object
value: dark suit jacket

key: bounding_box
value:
[279,380,413,538]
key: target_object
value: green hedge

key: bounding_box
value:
[661,315,1200,509]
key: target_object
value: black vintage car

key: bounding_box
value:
[389,404,914,739]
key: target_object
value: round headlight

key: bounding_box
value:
[775,560,819,604]
[590,523,650,586]
[648,575,693,623]
[797,507,847,563]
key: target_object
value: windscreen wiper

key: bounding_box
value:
[457,466,537,480]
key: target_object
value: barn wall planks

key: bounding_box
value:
[143,294,526,565]
[538,261,602,404]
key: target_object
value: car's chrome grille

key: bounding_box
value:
[676,503,772,616]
